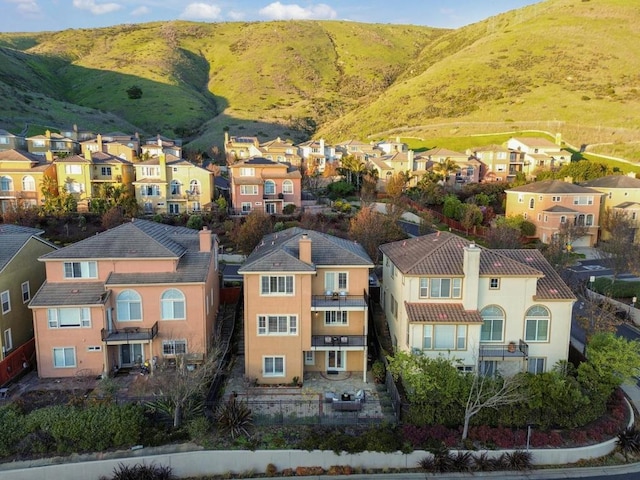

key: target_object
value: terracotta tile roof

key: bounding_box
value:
[379,232,542,277]
[405,303,483,324]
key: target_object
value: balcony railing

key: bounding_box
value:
[263,193,284,200]
[479,340,528,360]
[311,334,366,348]
[311,292,368,310]
[101,321,159,343]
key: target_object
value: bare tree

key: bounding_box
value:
[462,371,526,440]
[598,209,639,281]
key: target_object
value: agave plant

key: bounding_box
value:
[504,450,533,470]
[617,427,640,462]
[429,444,455,473]
[215,396,253,439]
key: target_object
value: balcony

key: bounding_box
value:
[311,334,366,348]
[263,193,284,200]
[479,340,528,360]
[311,292,368,311]
[0,190,16,199]
[101,321,159,344]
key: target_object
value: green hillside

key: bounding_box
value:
[0,0,639,157]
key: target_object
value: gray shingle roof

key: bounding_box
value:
[40,219,200,260]
[239,227,373,273]
[379,232,542,277]
[29,282,109,307]
[507,180,602,195]
[543,205,579,213]
[0,226,47,273]
[583,175,640,189]
[106,251,211,284]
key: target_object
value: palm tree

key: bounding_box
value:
[433,157,458,184]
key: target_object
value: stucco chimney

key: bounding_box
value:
[462,243,480,310]
[84,149,92,161]
[199,226,212,252]
[97,134,103,152]
[299,233,312,264]
[45,151,53,162]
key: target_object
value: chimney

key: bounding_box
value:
[45,130,51,138]
[84,149,92,161]
[199,226,212,252]
[45,151,53,162]
[299,233,312,264]
[97,134,103,152]
[159,153,167,181]
[462,243,480,310]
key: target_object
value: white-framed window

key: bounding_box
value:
[64,261,97,279]
[422,324,467,350]
[573,196,593,205]
[240,185,258,195]
[257,315,298,335]
[560,215,566,224]
[192,201,201,212]
[162,339,187,356]
[575,214,585,226]
[53,347,76,368]
[263,356,285,377]
[65,181,83,193]
[480,360,497,376]
[4,328,12,352]
[429,278,461,298]
[489,278,500,290]
[1,290,10,314]
[101,166,112,176]
[65,165,82,174]
[260,275,294,295]
[419,278,428,297]
[239,167,255,176]
[529,198,535,209]
[282,180,293,194]
[116,290,142,321]
[586,214,594,226]
[544,215,548,223]
[390,263,396,279]
[0,136,7,144]
[161,289,185,320]
[264,180,276,195]
[21,281,30,303]
[22,175,36,191]
[169,203,180,214]
[143,185,160,196]
[525,305,550,342]
[390,294,397,319]
[325,272,347,292]
[87,346,102,352]
[304,351,315,365]
[189,179,201,195]
[170,180,181,195]
[518,193,524,203]
[325,311,348,325]
[265,203,276,214]
[241,202,251,213]
[480,305,504,342]
[528,357,546,374]
[552,196,561,202]
[32,139,45,147]
[47,307,91,328]
[141,166,160,177]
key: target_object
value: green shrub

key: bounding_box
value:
[282,204,296,215]
[186,214,203,230]
[0,404,29,456]
[186,415,211,442]
[106,462,175,480]
[372,360,386,384]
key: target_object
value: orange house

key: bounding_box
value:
[238,228,373,385]
[29,220,219,378]
[505,180,604,246]
[229,157,302,215]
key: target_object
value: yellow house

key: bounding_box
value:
[133,155,214,215]
[583,174,640,243]
[80,133,140,163]
[238,228,374,385]
[0,149,56,214]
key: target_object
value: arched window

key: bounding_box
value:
[161,289,185,320]
[529,198,535,209]
[189,179,200,195]
[575,214,585,226]
[22,175,36,191]
[117,290,142,321]
[264,180,276,195]
[170,180,181,195]
[480,305,504,342]
[525,305,550,342]
[586,214,594,226]
[282,180,293,195]
[0,176,13,192]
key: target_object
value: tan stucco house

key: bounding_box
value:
[29,220,219,378]
[238,228,374,385]
[379,232,575,375]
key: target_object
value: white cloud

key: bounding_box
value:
[6,0,42,15]
[179,3,222,21]
[259,2,337,21]
[72,0,122,15]
[227,10,245,21]
[131,5,150,16]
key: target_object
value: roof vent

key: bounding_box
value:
[71,289,79,294]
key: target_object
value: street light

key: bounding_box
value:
[630,296,637,320]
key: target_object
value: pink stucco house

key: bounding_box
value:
[29,220,219,378]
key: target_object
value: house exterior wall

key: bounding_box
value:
[0,238,55,358]
[591,186,640,243]
[0,162,55,211]
[505,190,602,246]
[167,164,214,213]
[229,164,302,214]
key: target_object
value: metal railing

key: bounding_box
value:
[101,321,159,343]
[479,340,529,360]
[311,335,366,347]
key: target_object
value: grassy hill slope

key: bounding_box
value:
[0,0,638,156]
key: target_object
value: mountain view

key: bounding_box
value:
[0,0,638,156]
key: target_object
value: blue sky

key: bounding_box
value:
[1,0,542,33]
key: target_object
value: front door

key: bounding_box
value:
[120,344,143,367]
[327,350,345,371]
